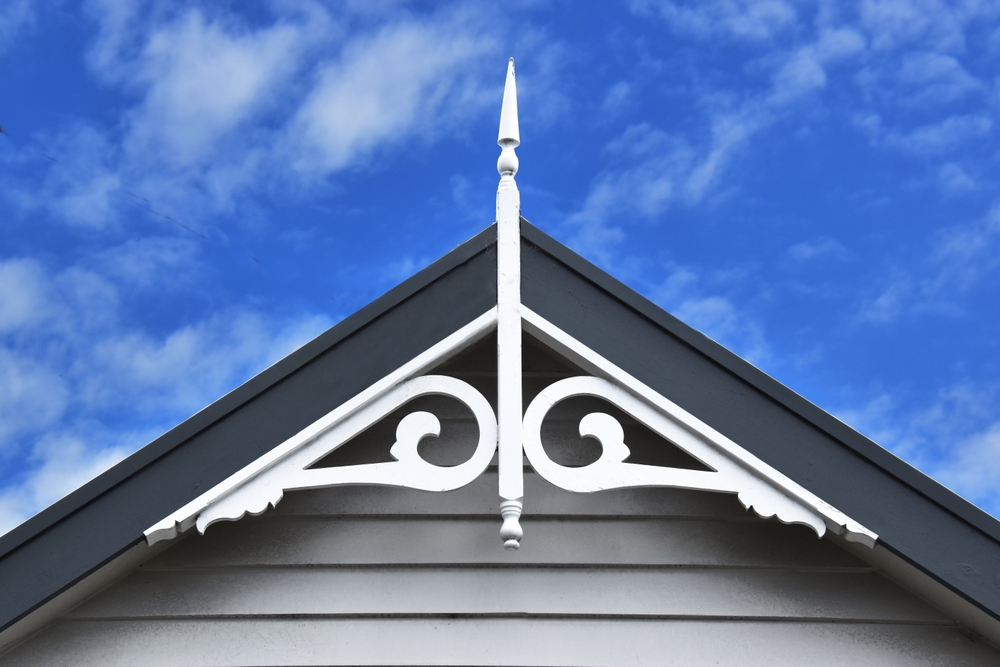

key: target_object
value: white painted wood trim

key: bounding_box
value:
[496,57,523,550]
[521,305,877,547]
[192,374,497,536]
[145,309,498,545]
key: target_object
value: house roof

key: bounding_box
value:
[2,220,999,635]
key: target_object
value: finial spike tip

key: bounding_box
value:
[498,57,519,147]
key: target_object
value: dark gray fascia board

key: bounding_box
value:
[520,219,1000,619]
[0,225,498,633]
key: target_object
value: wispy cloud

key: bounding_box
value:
[560,0,999,356]
[632,0,798,43]
[883,114,992,155]
[0,427,138,536]
[858,202,1000,321]
[787,237,849,262]
[6,3,509,231]
[0,0,33,56]
[858,0,975,53]
[643,262,772,365]
[0,245,333,536]
[286,13,498,177]
[124,9,314,168]
[834,380,1000,515]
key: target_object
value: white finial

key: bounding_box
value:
[495,57,523,551]
[497,58,519,181]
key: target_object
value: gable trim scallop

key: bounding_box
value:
[144,305,877,549]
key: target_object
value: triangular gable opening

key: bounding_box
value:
[142,306,877,550]
[308,332,713,474]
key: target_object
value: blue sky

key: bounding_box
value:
[2,0,999,534]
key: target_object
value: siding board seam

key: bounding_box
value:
[135,564,877,573]
[55,614,959,625]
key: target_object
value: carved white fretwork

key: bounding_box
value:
[147,375,496,544]
[143,57,878,552]
[521,306,877,547]
[524,376,825,539]
[144,311,498,546]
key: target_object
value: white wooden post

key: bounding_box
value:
[496,58,523,550]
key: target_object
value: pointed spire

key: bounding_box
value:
[498,58,520,148]
[497,58,519,182]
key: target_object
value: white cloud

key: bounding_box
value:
[854,202,1000,321]
[933,422,1000,514]
[857,0,989,53]
[673,295,770,364]
[787,237,848,262]
[926,203,1000,290]
[642,263,772,365]
[0,430,132,536]
[92,236,200,289]
[382,256,433,285]
[833,381,1000,516]
[896,51,982,104]
[80,309,332,415]
[0,349,70,450]
[0,236,334,535]
[0,259,53,335]
[22,125,124,229]
[885,114,992,155]
[832,392,901,454]
[568,9,870,258]
[0,296,332,532]
[769,28,866,105]
[84,0,149,75]
[602,81,632,114]
[632,0,798,42]
[54,266,122,334]
[124,10,313,168]
[286,15,497,177]
[0,0,33,56]
[30,3,511,224]
[859,277,911,322]
[938,162,977,193]
[560,127,686,259]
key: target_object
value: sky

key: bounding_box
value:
[1,0,1000,535]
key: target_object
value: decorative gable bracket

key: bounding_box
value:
[145,59,877,552]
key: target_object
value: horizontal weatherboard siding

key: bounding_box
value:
[66,567,945,623]
[143,516,865,569]
[4,619,998,667]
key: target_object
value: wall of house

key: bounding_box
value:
[2,338,997,666]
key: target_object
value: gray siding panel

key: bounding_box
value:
[4,618,998,667]
[67,568,947,622]
[142,516,866,569]
[272,471,755,519]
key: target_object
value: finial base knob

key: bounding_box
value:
[499,498,523,550]
[497,144,519,178]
